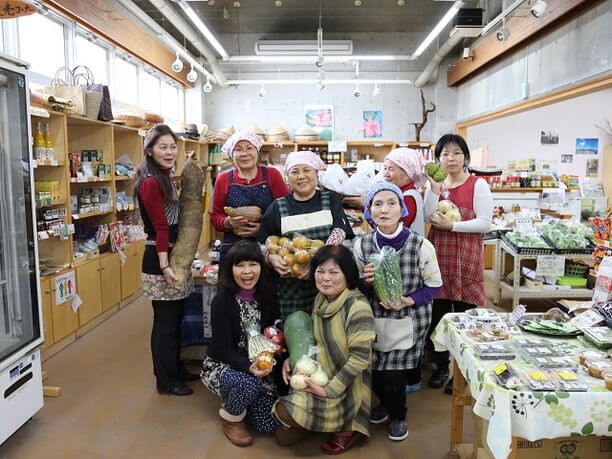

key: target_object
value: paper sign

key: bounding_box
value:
[515,218,534,234]
[37,231,49,240]
[71,294,83,313]
[328,140,347,152]
[55,271,76,305]
[536,255,565,277]
[494,363,508,375]
[509,304,526,325]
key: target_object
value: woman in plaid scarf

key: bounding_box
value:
[354,182,442,442]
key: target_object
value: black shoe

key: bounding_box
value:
[428,369,449,389]
[180,372,200,382]
[156,383,194,396]
[444,378,453,395]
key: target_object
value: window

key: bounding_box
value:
[113,55,138,105]
[75,34,108,84]
[161,80,179,122]
[141,71,161,114]
[18,13,66,77]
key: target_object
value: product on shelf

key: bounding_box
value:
[538,221,592,250]
[504,231,551,249]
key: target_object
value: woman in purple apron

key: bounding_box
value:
[211,131,289,269]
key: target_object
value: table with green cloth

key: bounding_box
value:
[431,313,611,459]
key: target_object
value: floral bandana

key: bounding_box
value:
[221,131,264,158]
[284,150,326,174]
[363,181,408,225]
[385,147,427,187]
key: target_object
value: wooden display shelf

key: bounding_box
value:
[33,159,65,167]
[70,177,113,183]
[114,175,133,181]
[71,209,113,220]
[36,198,68,208]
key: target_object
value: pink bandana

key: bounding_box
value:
[221,131,264,158]
[284,150,326,174]
[386,147,427,186]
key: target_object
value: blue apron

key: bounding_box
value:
[219,166,274,268]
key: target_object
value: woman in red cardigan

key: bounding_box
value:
[211,131,288,269]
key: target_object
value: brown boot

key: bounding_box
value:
[273,401,307,446]
[219,407,253,447]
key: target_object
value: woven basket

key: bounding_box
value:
[564,261,589,278]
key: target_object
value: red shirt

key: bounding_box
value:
[211,166,289,232]
[139,176,171,253]
[400,182,418,229]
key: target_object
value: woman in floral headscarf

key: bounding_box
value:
[258,150,354,319]
[211,131,289,269]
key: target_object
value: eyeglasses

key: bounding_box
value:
[440,152,464,159]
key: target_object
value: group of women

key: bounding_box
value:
[136,125,493,453]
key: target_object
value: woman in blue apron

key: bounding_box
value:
[258,150,354,319]
[211,131,289,270]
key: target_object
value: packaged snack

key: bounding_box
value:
[602,368,612,391]
[578,349,607,366]
[588,359,612,379]
[520,345,560,358]
[522,367,556,391]
[466,327,512,342]
[492,362,522,389]
[475,343,516,360]
[548,369,588,392]
[530,356,578,370]
[514,337,548,347]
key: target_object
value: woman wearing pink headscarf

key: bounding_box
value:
[211,131,289,268]
[258,150,354,319]
[344,147,426,235]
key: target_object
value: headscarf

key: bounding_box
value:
[221,131,264,158]
[363,182,408,225]
[284,150,326,174]
[385,147,427,187]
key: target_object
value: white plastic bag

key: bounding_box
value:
[343,160,376,196]
[318,164,348,193]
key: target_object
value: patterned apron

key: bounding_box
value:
[219,166,274,268]
[428,175,485,306]
[277,192,333,319]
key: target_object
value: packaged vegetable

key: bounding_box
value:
[245,322,278,370]
[368,245,403,308]
[283,311,316,370]
[265,233,325,278]
[435,199,461,222]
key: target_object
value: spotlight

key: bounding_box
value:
[530,0,547,18]
[233,1,240,7]
[186,65,197,83]
[397,0,406,5]
[315,56,324,68]
[208,0,215,5]
[171,52,183,73]
[258,83,267,98]
[496,27,510,42]
[354,0,362,6]
[353,83,361,98]
[275,0,283,6]
[372,83,381,96]
[316,79,325,91]
[462,47,473,60]
[203,76,213,93]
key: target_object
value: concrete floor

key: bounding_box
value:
[0,293,477,459]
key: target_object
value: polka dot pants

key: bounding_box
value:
[219,368,277,434]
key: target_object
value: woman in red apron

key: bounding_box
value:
[424,134,493,393]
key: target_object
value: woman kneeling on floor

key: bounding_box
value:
[273,245,376,455]
[200,240,281,447]
[354,182,442,441]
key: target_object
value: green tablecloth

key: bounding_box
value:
[432,313,612,459]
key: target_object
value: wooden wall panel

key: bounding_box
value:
[43,0,191,87]
[447,0,603,87]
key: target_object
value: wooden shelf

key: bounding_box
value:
[71,209,113,220]
[114,176,133,181]
[490,187,575,193]
[36,199,68,209]
[70,177,113,183]
[33,159,65,167]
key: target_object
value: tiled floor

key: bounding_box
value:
[0,288,517,459]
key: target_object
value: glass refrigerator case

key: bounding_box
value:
[0,53,44,445]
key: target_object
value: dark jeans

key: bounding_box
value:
[372,369,412,420]
[426,299,475,371]
[151,299,185,388]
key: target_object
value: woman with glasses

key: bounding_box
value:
[423,134,493,393]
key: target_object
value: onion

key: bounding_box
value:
[290,374,308,390]
[309,369,329,386]
[295,357,317,376]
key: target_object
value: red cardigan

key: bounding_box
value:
[400,182,418,229]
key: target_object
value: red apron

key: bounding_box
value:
[428,175,485,306]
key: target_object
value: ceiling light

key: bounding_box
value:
[208,0,215,5]
[159,34,216,82]
[203,76,213,93]
[530,0,548,18]
[480,0,522,36]
[496,26,510,42]
[227,79,413,85]
[228,55,407,63]
[177,0,229,60]
[275,0,283,6]
[372,82,382,96]
[171,52,183,72]
[186,64,197,82]
[412,0,464,58]
[397,0,406,5]
[354,0,362,6]
[316,79,325,91]
[258,83,267,98]
[233,1,240,8]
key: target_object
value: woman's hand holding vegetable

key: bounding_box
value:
[430,211,453,231]
[303,378,329,398]
[249,360,273,378]
[269,253,291,277]
[282,357,292,385]
[427,175,443,196]
[362,263,375,286]
[234,222,261,238]
[224,215,249,231]
[162,266,178,288]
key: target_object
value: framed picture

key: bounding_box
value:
[540,130,559,145]
[560,154,573,163]
[305,105,334,140]
[575,138,599,155]
[362,110,382,138]
[586,158,599,177]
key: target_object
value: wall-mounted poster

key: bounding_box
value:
[586,158,599,178]
[540,130,559,144]
[560,154,573,163]
[305,105,334,140]
[362,110,382,138]
[575,138,599,155]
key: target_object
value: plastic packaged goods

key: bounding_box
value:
[578,349,607,366]
[529,355,578,370]
[548,369,588,392]
[492,362,522,389]
[475,343,516,360]
[514,337,549,347]
[520,345,561,359]
[602,369,612,390]
[368,245,403,309]
[587,359,612,379]
[521,367,556,391]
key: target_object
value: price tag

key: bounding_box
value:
[37,231,49,240]
[529,371,547,381]
[557,371,577,381]
[509,304,526,325]
[536,255,565,277]
[494,363,508,375]
[515,218,534,234]
[328,140,347,152]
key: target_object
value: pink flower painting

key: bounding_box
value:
[362,110,382,138]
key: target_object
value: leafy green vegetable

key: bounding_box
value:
[369,246,403,307]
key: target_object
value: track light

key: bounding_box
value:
[397,0,406,5]
[496,27,510,42]
[354,0,362,6]
[208,0,215,5]
[275,0,283,6]
[530,0,547,18]
[203,76,213,93]
[171,52,183,72]
[186,64,197,83]
[353,82,361,98]
[372,83,381,96]
[316,79,325,91]
[258,83,267,98]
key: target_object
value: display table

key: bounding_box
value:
[432,313,611,459]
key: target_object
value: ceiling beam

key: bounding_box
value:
[447,0,604,87]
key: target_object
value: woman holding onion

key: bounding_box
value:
[211,131,289,269]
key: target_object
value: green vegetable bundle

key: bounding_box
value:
[368,246,403,307]
[539,221,591,249]
[506,231,549,248]
[283,311,316,370]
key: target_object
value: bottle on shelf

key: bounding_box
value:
[33,122,45,160]
[44,123,54,161]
